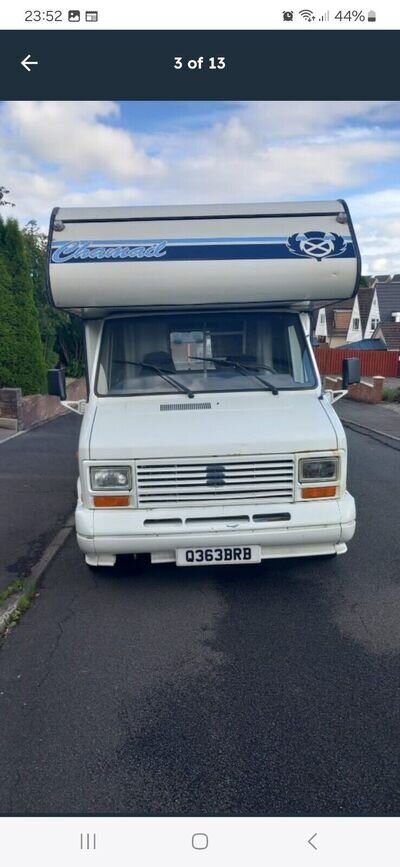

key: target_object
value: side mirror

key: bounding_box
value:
[48,368,67,400]
[342,357,360,389]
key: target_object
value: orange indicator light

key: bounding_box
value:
[301,486,336,499]
[93,495,129,507]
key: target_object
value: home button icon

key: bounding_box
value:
[192,833,208,850]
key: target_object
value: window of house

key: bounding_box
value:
[334,310,351,330]
[352,317,360,329]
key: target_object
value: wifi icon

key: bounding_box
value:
[299,9,315,20]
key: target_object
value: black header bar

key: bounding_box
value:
[1,30,399,100]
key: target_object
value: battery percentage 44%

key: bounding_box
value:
[335,10,366,20]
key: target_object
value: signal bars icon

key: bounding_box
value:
[319,10,329,20]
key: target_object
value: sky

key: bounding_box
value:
[1,99,400,274]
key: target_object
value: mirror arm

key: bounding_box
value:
[61,400,86,416]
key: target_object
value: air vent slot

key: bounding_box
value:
[160,402,212,412]
[253,513,291,522]
[185,515,250,526]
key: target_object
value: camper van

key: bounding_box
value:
[47,201,360,569]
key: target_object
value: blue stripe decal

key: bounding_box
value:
[51,237,355,264]
[51,235,352,247]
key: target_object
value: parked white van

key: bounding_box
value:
[47,201,360,569]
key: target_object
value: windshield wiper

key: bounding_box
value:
[189,356,279,396]
[114,360,195,398]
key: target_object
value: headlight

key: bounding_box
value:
[90,466,132,490]
[299,457,339,482]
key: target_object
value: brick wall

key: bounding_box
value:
[0,388,22,429]
[0,378,87,431]
[325,375,385,404]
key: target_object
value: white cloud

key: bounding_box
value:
[1,100,400,273]
[348,189,400,272]
[62,186,143,207]
[2,101,165,182]
[238,101,393,139]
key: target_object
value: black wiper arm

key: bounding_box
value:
[228,360,280,395]
[114,360,195,398]
[189,356,278,396]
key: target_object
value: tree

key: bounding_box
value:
[0,218,46,394]
[22,220,84,378]
[23,221,59,368]
[0,256,17,387]
[55,312,85,377]
[0,186,15,208]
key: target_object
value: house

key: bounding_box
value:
[357,285,374,338]
[315,285,373,347]
[372,320,400,351]
[367,280,400,348]
[369,280,400,320]
[314,298,353,346]
[369,274,390,285]
[370,273,400,286]
[315,279,400,348]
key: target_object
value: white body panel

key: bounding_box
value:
[76,493,356,563]
[76,371,355,566]
[47,201,359,316]
[86,391,340,460]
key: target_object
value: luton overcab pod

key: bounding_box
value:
[47,200,359,316]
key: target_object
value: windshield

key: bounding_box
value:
[96,311,317,396]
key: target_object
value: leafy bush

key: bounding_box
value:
[382,386,400,403]
[66,358,85,379]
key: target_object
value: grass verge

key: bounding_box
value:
[0,579,23,605]
[7,588,37,628]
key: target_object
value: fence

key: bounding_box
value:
[314,347,400,377]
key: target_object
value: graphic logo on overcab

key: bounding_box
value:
[287,231,348,260]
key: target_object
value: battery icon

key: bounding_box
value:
[367,10,376,21]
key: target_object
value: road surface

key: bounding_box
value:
[0,418,399,815]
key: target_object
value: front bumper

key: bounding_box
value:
[76,492,356,563]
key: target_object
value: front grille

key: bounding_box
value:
[136,456,294,507]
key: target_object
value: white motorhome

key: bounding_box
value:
[47,201,360,569]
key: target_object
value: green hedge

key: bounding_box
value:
[0,218,46,394]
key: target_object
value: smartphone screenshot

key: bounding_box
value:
[0,2,399,864]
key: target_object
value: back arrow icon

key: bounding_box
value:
[21,55,39,72]
[308,833,318,850]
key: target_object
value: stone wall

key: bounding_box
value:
[0,378,87,431]
[0,389,22,430]
[325,375,385,404]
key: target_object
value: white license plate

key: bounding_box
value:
[176,545,261,567]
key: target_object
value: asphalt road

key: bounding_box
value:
[0,414,81,591]
[0,420,400,815]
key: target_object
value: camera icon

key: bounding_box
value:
[283,11,294,20]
